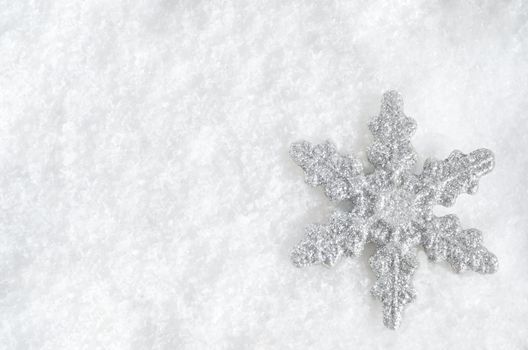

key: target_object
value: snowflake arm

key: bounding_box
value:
[369,244,417,330]
[367,90,417,173]
[290,140,365,201]
[291,212,368,267]
[419,149,495,207]
[422,215,498,274]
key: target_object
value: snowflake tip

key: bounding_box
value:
[469,148,495,178]
[289,140,364,201]
[369,244,417,330]
[423,215,498,274]
[381,90,404,113]
[290,213,368,268]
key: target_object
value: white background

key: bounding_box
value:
[1,1,527,349]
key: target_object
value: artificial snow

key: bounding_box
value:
[0,1,527,349]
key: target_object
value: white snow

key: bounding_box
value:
[1,1,527,349]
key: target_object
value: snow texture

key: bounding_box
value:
[0,1,527,349]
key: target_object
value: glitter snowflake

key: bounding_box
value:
[289,91,498,329]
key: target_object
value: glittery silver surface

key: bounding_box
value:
[289,91,498,330]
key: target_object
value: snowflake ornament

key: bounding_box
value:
[289,91,497,329]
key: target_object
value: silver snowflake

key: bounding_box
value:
[289,91,498,329]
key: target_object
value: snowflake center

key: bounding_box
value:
[379,187,416,227]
